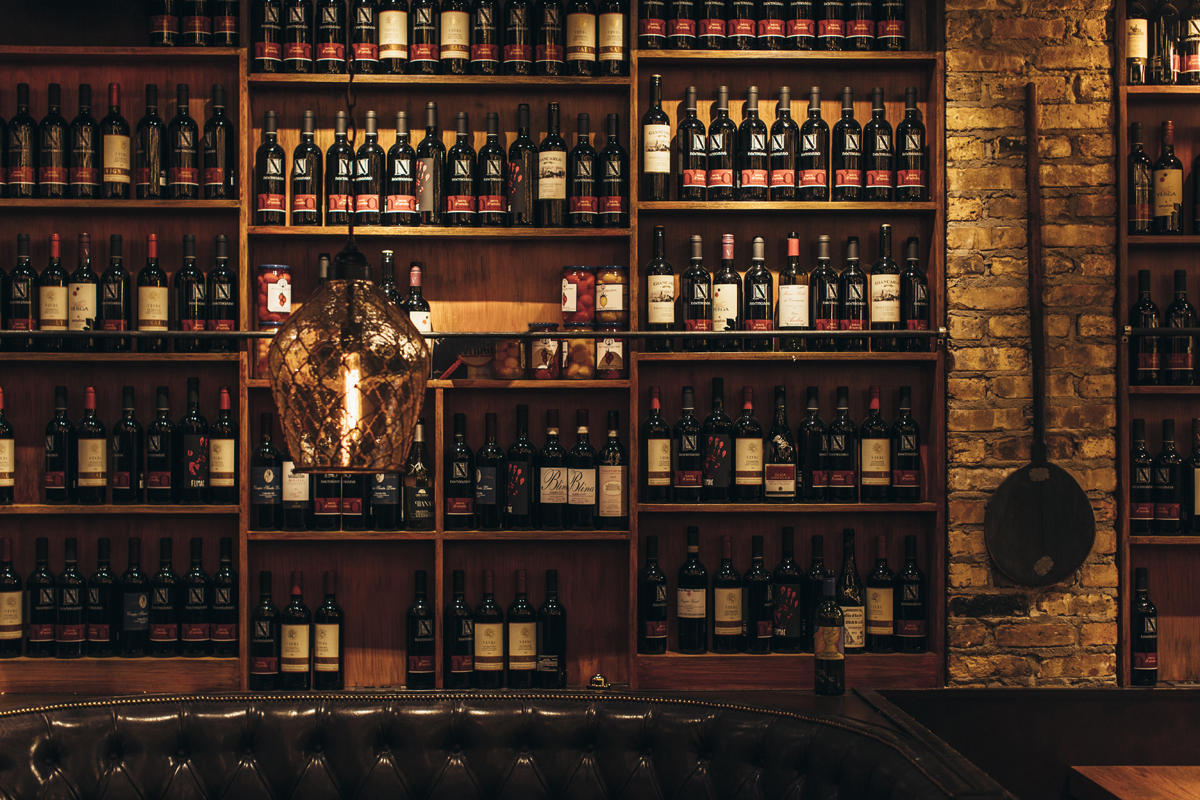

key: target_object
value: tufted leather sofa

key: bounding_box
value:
[0,693,1010,799]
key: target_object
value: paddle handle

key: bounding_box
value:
[1026,82,1047,467]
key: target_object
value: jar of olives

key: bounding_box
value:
[561,265,596,324]
[595,265,629,325]
[562,323,596,379]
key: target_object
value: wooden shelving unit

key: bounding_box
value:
[0,0,945,693]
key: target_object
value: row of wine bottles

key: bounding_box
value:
[1130,416,1200,535]
[0,233,238,353]
[1,83,235,201]
[641,81,927,203]
[638,527,926,658]
[639,0,909,52]
[1128,268,1196,386]
[0,536,238,659]
[1127,120,1198,235]
[1126,0,1200,86]
[249,569,346,690]
[250,0,629,77]
[642,226,930,353]
[150,0,240,47]
[254,102,628,228]
[0,381,237,506]
[641,380,921,504]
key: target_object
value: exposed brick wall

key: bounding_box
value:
[944,0,1118,685]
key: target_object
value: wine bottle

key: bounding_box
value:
[149,537,181,656]
[712,233,742,351]
[136,84,167,199]
[538,409,569,528]
[732,386,763,502]
[826,386,857,502]
[1131,567,1158,686]
[743,236,772,350]
[0,391,12,505]
[598,410,627,529]
[291,110,323,226]
[777,232,808,352]
[786,0,816,48]
[1164,269,1196,385]
[769,87,799,200]
[664,0,695,47]
[251,412,282,530]
[1154,418,1184,534]
[706,86,736,200]
[409,0,441,73]
[167,84,199,200]
[798,87,829,200]
[701,376,733,501]
[119,538,149,657]
[9,84,37,199]
[1132,418,1154,535]
[638,535,668,654]
[38,83,68,199]
[726,0,755,48]
[837,528,865,654]
[473,111,508,227]
[437,0,469,73]
[111,386,144,504]
[249,570,280,689]
[352,0,381,73]
[313,570,345,689]
[1185,419,1200,533]
[504,404,536,530]
[211,537,238,657]
[877,0,905,49]
[677,526,707,654]
[642,386,673,502]
[641,0,668,48]
[819,0,845,49]
[711,535,743,653]
[180,0,212,45]
[468,0,500,74]
[281,571,312,690]
[326,112,353,224]
[672,385,703,502]
[213,0,240,45]
[54,538,85,659]
[838,236,867,351]
[642,74,671,201]
[597,0,627,73]
[252,1,284,71]
[506,569,537,689]
[403,262,432,333]
[900,236,929,351]
[178,377,209,504]
[567,409,598,530]
[284,0,314,72]
[503,0,533,73]
[44,385,74,503]
[534,0,566,75]
[863,88,893,201]
[477,413,507,530]
[846,0,873,48]
[100,235,132,350]
[567,113,598,227]
[38,234,69,352]
[415,103,446,225]
[563,0,597,76]
[385,112,419,225]
[76,386,107,504]
[814,577,844,694]
[864,536,894,653]
[404,418,435,529]
[1183,1,1200,85]
[146,386,175,502]
[174,235,207,352]
[180,537,210,657]
[316,0,347,73]
[474,569,505,689]
[508,104,537,226]
[281,439,313,531]
[354,110,386,225]
[643,227,675,350]
[771,527,803,653]
[313,472,341,530]
[765,385,797,502]
[534,569,568,688]
[86,537,117,657]
[408,570,436,689]
[831,88,862,201]
[369,468,401,531]
[859,387,890,503]
[677,86,706,201]
[444,569,473,688]
[26,537,56,657]
[755,0,784,47]
[445,412,476,531]
[744,536,773,654]
[380,0,410,72]
[0,542,21,656]
[150,0,181,45]
[894,87,926,201]
[681,234,712,351]
[537,102,568,226]
[697,0,726,48]
[445,111,477,226]
[6,233,38,351]
[598,112,628,227]
[1153,120,1184,234]
[735,86,768,200]
[67,233,100,353]
[890,386,921,502]
[895,534,925,652]
[1129,0,1150,85]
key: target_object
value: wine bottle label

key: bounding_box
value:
[282,461,310,507]
[355,192,381,213]
[818,18,845,38]
[0,440,12,487]
[387,193,417,213]
[210,439,236,487]
[138,287,169,331]
[814,624,845,660]
[727,17,755,37]
[28,619,55,642]
[417,157,438,212]
[800,166,827,187]
[253,466,282,505]
[835,167,862,188]
[441,11,471,58]
[866,167,893,188]
[877,18,904,40]
[538,151,567,199]
[772,583,803,638]
[668,17,696,37]
[103,135,131,184]
[708,166,734,188]
[151,14,179,34]
[642,122,671,174]
[184,13,212,34]
[866,587,894,634]
[892,466,920,488]
[777,284,810,328]
[647,439,671,486]
[841,606,865,647]
[703,434,731,487]
[896,616,925,637]
[212,621,237,643]
[566,13,597,60]
[315,623,339,671]
[123,592,148,631]
[735,439,763,484]
[713,588,742,633]
[293,193,317,212]
[870,275,901,322]
[281,624,310,671]
[509,621,537,668]
[78,439,107,487]
[741,166,768,188]
[0,592,21,640]
[647,276,676,324]
[409,310,432,332]
[1127,19,1149,59]
[475,622,504,669]
[499,461,528,515]
[599,12,624,59]
[215,15,238,35]
[475,465,498,507]
[1134,650,1158,670]
[642,14,667,35]
[405,485,433,521]
[598,464,626,517]
[329,192,351,213]
[39,165,66,188]
[39,286,68,330]
[353,41,380,62]
[699,18,726,37]
[1153,169,1183,217]
[712,283,738,331]
[285,42,313,63]
[370,473,399,505]
[183,434,209,489]
[56,619,85,644]
[446,194,476,213]
[87,618,111,642]
[677,587,705,618]
[314,495,340,515]
[66,282,96,332]
[343,489,363,514]
[540,466,568,504]
[1155,500,1180,521]
[379,10,409,58]
[764,464,797,496]
[567,467,597,505]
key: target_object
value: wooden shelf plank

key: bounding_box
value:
[248,225,630,239]
[1128,235,1200,246]
[0,46,240,64]
[0,657,239,693]
[1128,385,1200,394]
[636,351,939,362]
[249,530,437,541]
[1127,85,1200,95]
[0,352,241,363]
[428,379,631,389]
[1129,536,1200,545]
[635,651,939,690]
[0,504,240,515]
[634,50,940,65]
[638,502,937,513]
[249,73,630,89]
[639,201,939,214]
[442,530,630,540]
[0,198,239,211]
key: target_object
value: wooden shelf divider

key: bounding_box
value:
[0,504,240,516]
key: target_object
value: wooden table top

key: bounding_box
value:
[1071,766,1200,800]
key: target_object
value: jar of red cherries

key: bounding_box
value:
[561,265,595,324]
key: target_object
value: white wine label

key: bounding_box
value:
[68,283,97,331]
[643,124,671,173]
[599,12,624,59]
[567,467,596,505]
[0,591,20,639]
[409,311,432,332]
[677,587,706,618]
[713,588,742,633]
[778,284,810,328]
[1153,169,1183,217]
[540,466,568,504]
[210,439,236,487]
[735,439,763,484]
[647,440,671,486]
[867,587,894,634]
[138,286,169,331]
[870,275,901,323]
[647,275,675,323]
[379,9,409,57]
[1127,19,1148,59]
[474,622,504,669]
[282,461,309,502]
[598,464,626,517]
[509,621,537,668]
[40,286,68,330]
[103,134,131,183]
[566,13,597,60]
[281,624,310,671]
[861,439,891,486]
[539,151,567,199]
[712,284,738,331]
[841,606,865,648]
[441,10,470,55]
[0,440,13,486]
[314,623,339,671]
[78,439,107,487]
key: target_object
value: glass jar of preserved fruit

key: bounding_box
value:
[595,324,626,379]
[528,323,562,380]
[492,337,526,379]
[561,265,596,324]
[595,265,629,325]
[256,321,282,377]
[563,323,596,379]
[256,264,292,324]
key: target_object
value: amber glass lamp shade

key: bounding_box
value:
[267,239,430,473]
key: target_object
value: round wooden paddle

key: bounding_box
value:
[984,83,1096,586]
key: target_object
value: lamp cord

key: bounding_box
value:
[344,16,358,244]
